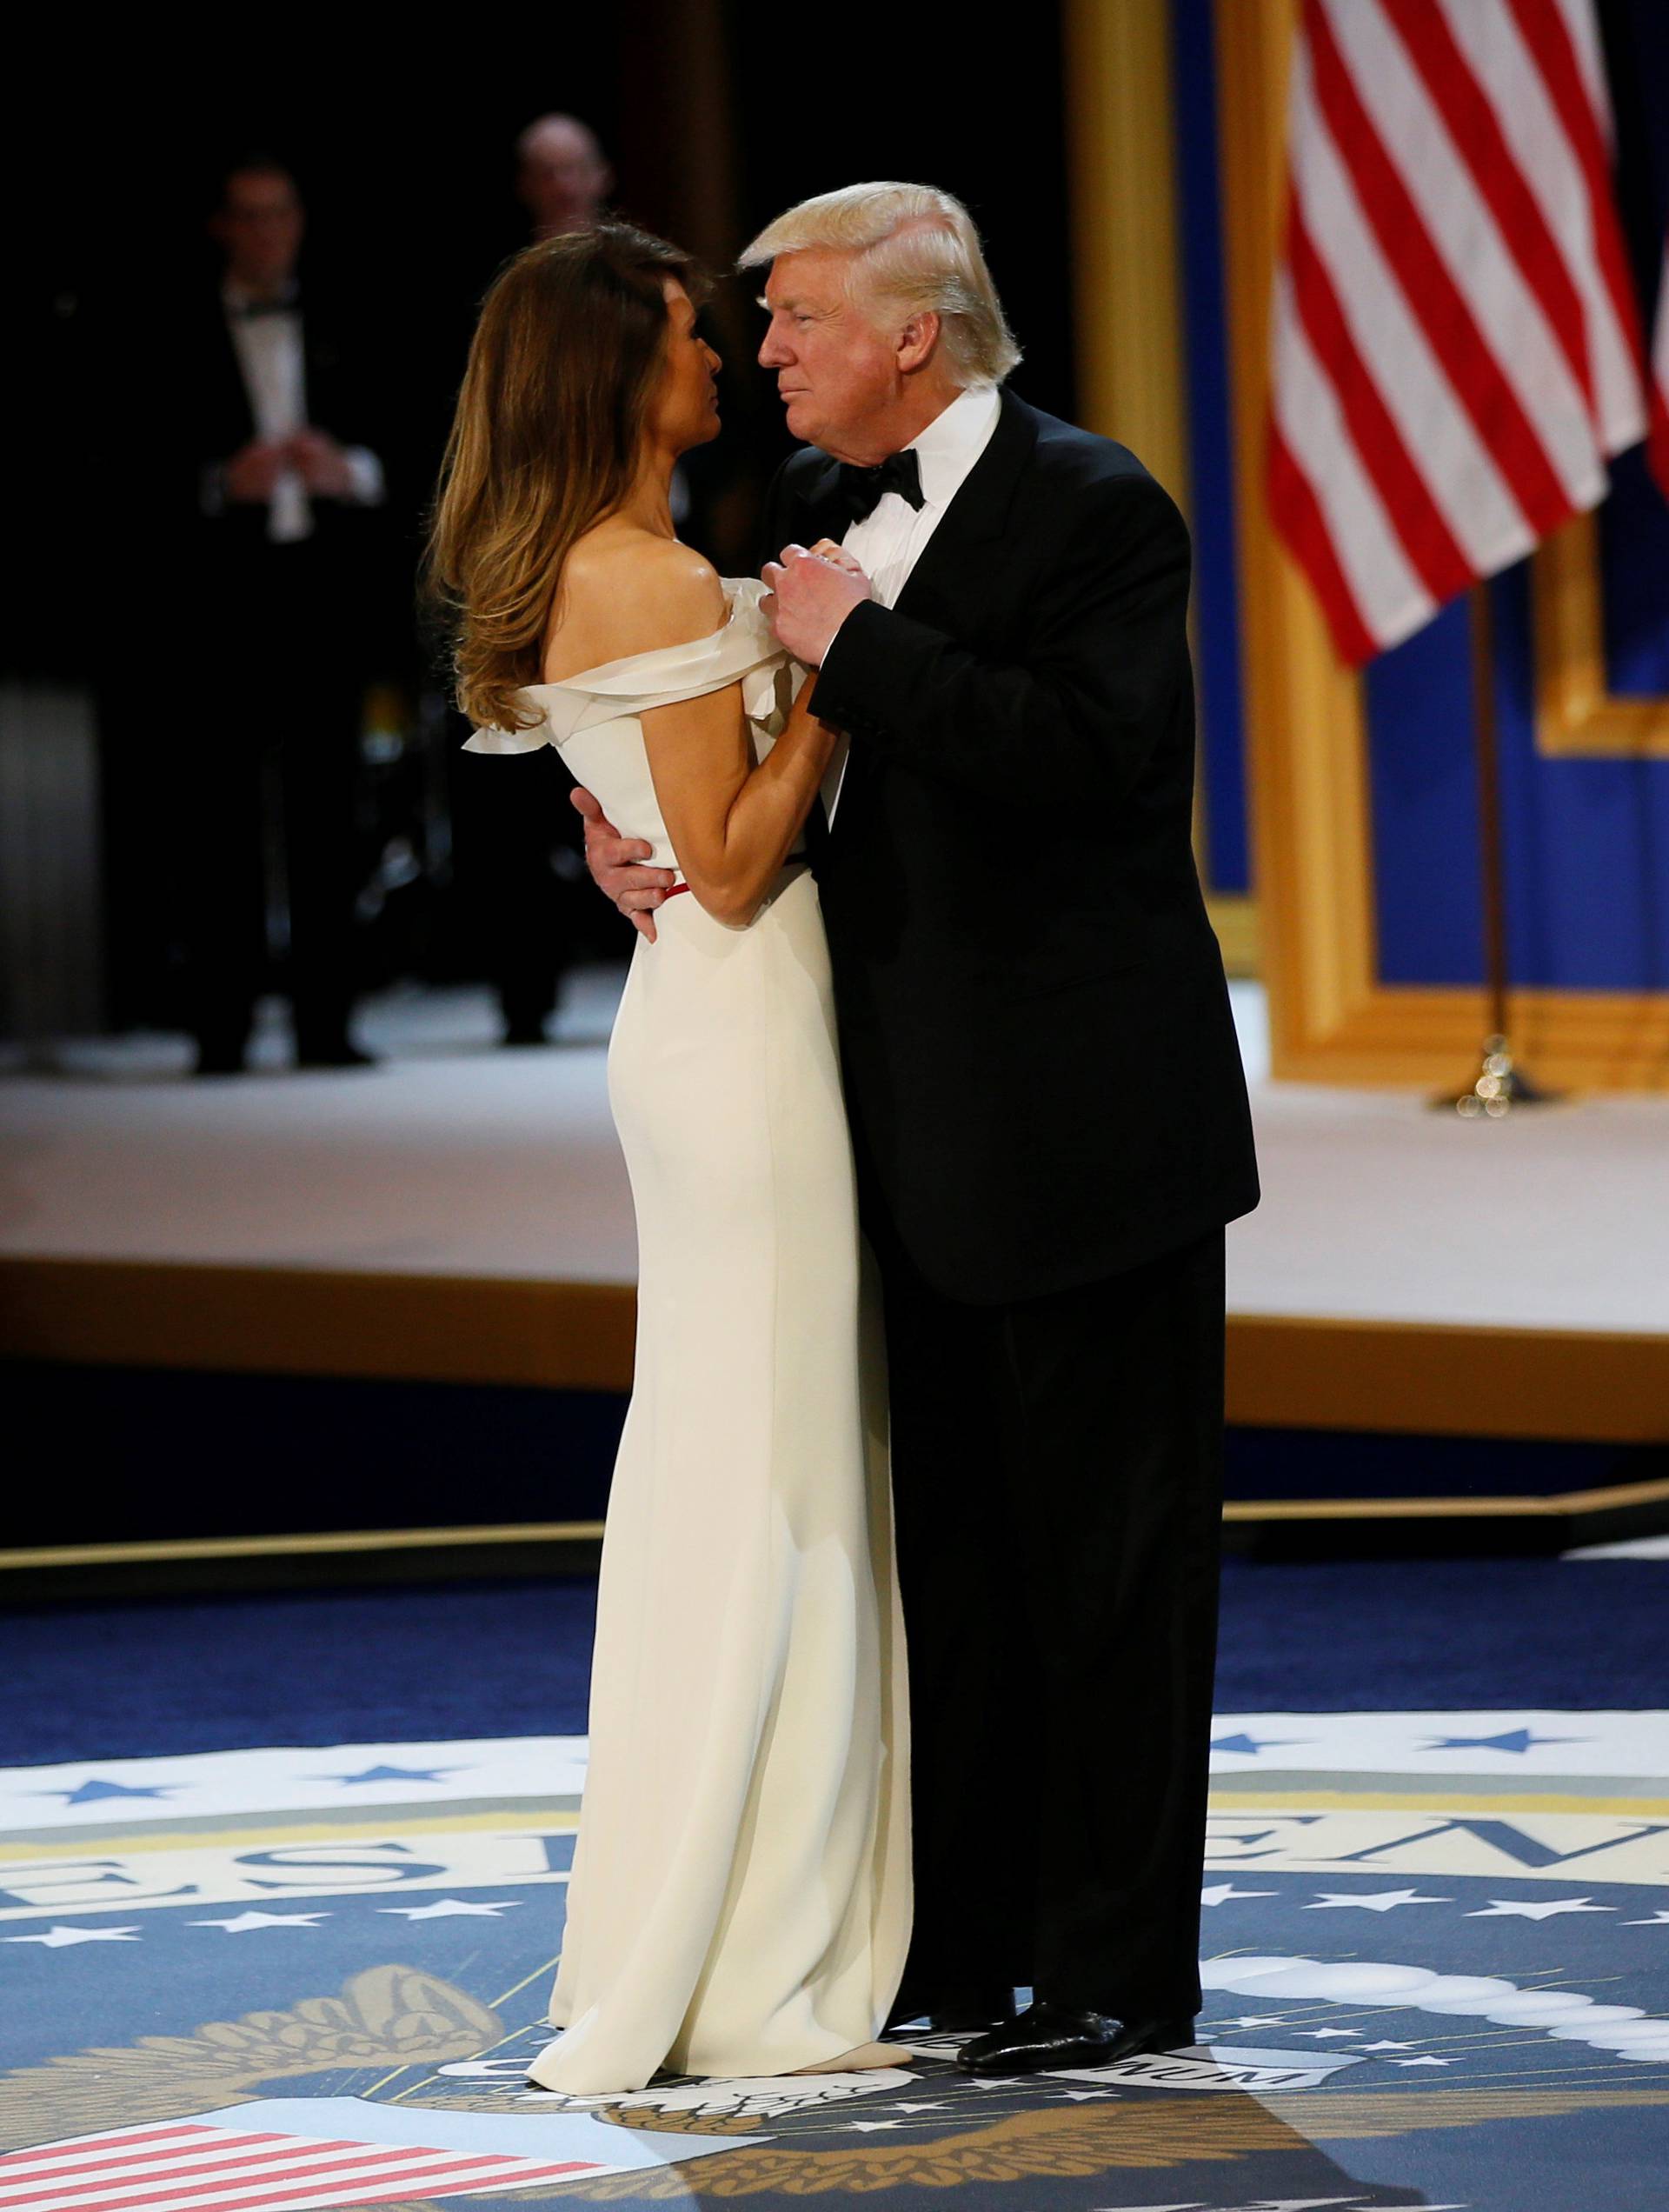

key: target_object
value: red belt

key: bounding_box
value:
[662,883,691,902]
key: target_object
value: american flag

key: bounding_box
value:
[1270,0,1647,665]
[1651,232,1669,497]
[0,2117,610,2212]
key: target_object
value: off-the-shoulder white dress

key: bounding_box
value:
[467,578,910,2094]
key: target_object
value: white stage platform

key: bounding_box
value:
[3,978,1668,1455]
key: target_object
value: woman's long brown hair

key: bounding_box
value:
[426,221,704,731]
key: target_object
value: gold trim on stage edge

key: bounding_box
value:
[4,1256,1668,1459]
[5,1478,1667,1579]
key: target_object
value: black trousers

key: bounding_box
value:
[182,545,364,1061]
[874,1200,1225,2020]
[449,741,574,1036]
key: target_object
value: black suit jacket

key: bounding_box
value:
[166,289,404,664]
[763,388,1259,1304]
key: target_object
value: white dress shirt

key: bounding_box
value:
[218,281,384,544]
[821,382,1001,821]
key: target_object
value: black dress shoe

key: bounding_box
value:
[956,2001,1196,2076]
[1095,2014,1199,2067]
[885,1983,1015,2036]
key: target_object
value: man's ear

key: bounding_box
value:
[895,310,941,376]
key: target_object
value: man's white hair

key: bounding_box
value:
[739,182,1021,389]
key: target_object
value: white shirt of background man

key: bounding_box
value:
[216,281,385,544]
[822,380,1001,822]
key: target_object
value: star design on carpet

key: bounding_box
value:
[1390,2054,1457,2066]
[846,2120,905,2131]
[1220,2015,1288,2029]
[29,1778,178,1804]
[1209,1733,1307,1756]
[190,1910,332,1932]
[1360,2038,1419,2050]
[1420,1728,1585,1754]
[1292,2027,1360,2039]
[377,1897,523,1919]
[1201,1882,1280,1906]
[2,1922,142,1946]
[889,2102,949,2113]
[1466,1896,1613,1920]
[1625,1909,1669,1926]
[317,1764,465,1785]
[1304,1887,1453,1911]
[1056,2089,1119,2100]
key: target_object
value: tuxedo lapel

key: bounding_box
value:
[791,393,1040,837]
[780,391,1037,587]
[205,301,256,455]
[892,387,1036,628]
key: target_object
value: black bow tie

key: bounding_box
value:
[834,447,924,526]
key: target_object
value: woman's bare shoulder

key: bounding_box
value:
[544,535,727,680]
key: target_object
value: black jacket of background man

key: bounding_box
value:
[762,387,1259,1307]
[170,288,405,663]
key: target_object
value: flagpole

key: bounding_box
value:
[1434,579,1556,1117]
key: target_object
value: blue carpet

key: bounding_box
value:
[4,1703,1667,2209]
[3,1555,1665,1768]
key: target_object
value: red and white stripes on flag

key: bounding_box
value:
[1270,0,1647,666]
[1650,233,1669,497]
[0,2119,607,2212]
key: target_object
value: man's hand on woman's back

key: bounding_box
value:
[571,787,675,943]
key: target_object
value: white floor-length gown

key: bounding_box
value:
[465,577,911,2095]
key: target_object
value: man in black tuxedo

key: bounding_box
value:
[170,157,390,1072]
[583,183,1258,2075]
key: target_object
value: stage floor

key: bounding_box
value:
[3,977,1666,1330]
[3,977,1668,1458]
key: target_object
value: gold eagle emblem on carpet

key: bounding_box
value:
[3,1964,1667,2205]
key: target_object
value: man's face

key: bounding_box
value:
[519,122,610,237]
[757,250,899,459]
[214,170,303,291]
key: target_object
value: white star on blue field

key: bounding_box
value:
[377,1898,524,1920]
[3,1923,144,1947]
[197,1911,340,1933]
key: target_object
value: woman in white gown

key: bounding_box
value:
[428,222,910,2095]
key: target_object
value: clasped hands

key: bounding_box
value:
[761,538,872,667]
[579,540,873,940]
[224,428,356,503]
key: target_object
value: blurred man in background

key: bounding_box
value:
[449,115,617,1047]
[516,114,613,240]
[176,157,391,1073]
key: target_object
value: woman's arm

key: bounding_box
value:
[642,664,834,929]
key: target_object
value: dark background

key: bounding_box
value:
[6,8,1076,684]
[3,8,1077,1036]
